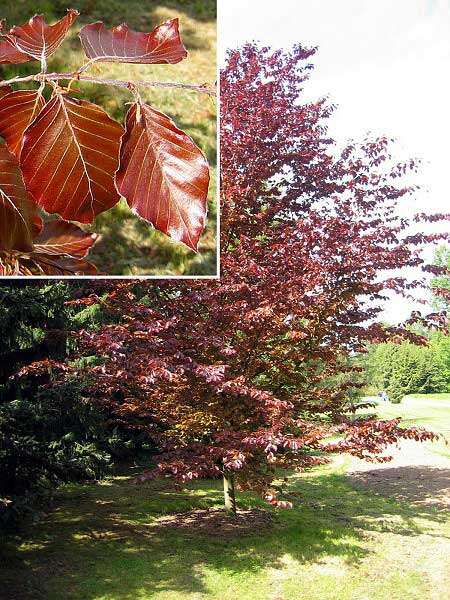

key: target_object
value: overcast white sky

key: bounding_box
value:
[219,0,450,323]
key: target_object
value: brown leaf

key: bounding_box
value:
[34,255,98,275]
[21,93,124,224]
[0,85,13,98]
[116,102,209,251]
[0,251,98,276]
[79,18,187,65]
[4,9,79,65]
[31,220,98,275]
[0,144,41,252]
[0,23,34,64]
[33,220,98,258]
[0,89,45,158]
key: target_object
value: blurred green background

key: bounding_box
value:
[0,0,217,276]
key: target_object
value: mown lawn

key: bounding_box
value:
[366,395,450,459]
[0,0,217,276]
[1,398,449,600]
[405,393,450,400]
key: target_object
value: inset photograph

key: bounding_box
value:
[0,0,217,276]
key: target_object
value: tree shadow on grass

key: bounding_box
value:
[348,465,450,510]
[1,469,449,600]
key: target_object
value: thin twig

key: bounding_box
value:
[77,59,96,74]
[0,72,216,96]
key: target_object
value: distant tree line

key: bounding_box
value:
[359,244,450,403]
[361,335,450,403]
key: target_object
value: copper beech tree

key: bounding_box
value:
[27,44,448,513]
[0,9,212,275]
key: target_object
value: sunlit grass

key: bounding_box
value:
[1,463,449,600]
[2,397,450,600]
[370,396,450,460]
[405,393,450,400]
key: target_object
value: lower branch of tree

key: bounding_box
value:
[0,73,216,97]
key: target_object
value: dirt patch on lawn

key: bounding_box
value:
[347,439,450,510]
[155,507,274,539]
[349,465,450,509]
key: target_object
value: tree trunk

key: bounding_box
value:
[223,471,237,515]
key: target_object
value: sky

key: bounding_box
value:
[219,0,450,323]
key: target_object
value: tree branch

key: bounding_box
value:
[0,72,216,97]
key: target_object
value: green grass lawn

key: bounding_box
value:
[404,393,450,400]
[365,395,450,459]
[1,396,450,600]
[0,0,217,276]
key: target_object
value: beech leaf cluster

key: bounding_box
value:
[0,9,210,274]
